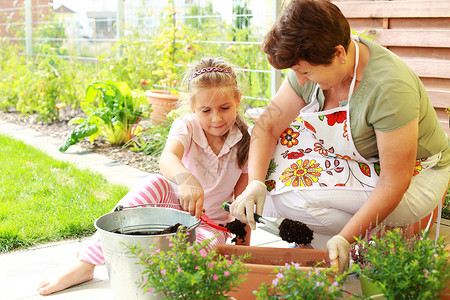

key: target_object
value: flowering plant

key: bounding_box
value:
[351,227,450,299]
[254,262,349,299]
[128,231,249,299]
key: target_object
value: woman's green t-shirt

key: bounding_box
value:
[286,37,449,168]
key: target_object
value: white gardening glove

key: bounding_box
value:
[326,235,350,274]
[230,180,267,230]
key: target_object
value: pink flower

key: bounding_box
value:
[161,269,166,275]
[224,271,230,276]
[213,274,219,281]
[208,263,214,268]
[276,273,284,279]
[148,288,153,293]
[177,267,182,272]
[199,249,207,257]
[272,278,278,286]
[195,266,199,270]
[143,279,147,285]
[139,252,143,258]
[169,243,173,247]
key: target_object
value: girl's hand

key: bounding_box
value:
[178,175,204,219]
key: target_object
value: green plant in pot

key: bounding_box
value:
[143,1,202,124]
[59,80,149,152]
[350,227,450,299]
[128,231,249,299]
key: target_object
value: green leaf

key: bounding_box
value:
[59,123,98,152]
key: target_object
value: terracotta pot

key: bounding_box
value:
[214,245,334,300]
[145,90,178,124]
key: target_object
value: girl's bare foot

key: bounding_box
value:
[37,260,95,295]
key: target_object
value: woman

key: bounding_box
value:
[230,0,449,273]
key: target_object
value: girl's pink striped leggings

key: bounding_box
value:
[78,174,229,265]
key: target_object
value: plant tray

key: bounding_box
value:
[214,245,334,300]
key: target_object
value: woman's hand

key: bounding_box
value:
[230,180,267,230]
[326,235,350,274]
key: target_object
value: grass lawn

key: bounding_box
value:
[0,134,129,253]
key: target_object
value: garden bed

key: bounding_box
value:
[0,108,160,174]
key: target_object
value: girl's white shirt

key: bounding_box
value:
[167,114,248,223]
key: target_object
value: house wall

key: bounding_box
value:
[0,0,51,37]
[332,0,450,135]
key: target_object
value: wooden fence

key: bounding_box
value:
[333,0,450,135]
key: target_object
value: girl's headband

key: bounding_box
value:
[188,67,236,85]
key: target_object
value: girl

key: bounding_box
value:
[38,57,251,295]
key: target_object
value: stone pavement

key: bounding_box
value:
[0,119,447,299]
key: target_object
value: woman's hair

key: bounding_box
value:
[263,0,351,69]
[182,57,250,169]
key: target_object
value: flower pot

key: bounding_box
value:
[359,275,385,299]
[145,90,178,125]
[214,245,334,300]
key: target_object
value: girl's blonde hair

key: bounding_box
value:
[182,57,249,169]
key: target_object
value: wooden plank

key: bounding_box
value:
[389,18,450,30]
[427,90,450,109]
[402,58,450,79]
[371,29,450,48]
[421,78,450,91]
[334,1,450,18]
[390,47,449,61]
[435,108,450,136]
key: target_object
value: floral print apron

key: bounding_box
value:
[265,40,434,195]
